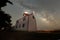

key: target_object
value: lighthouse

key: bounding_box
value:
[15,11,37,32]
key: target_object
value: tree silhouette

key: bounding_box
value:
[0,0,13,31]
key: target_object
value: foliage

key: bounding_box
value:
[0,0,13,31]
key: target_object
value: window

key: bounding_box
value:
[16,24,17,28]
[23,17,25,21]
[16,21,19,28]
[19,24,21,28]
[32,16,35,19]
[22,24,25,28]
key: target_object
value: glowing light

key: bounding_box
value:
[24,9,34,14]
[24,12,28,14]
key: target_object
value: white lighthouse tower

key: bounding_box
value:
[15,11,37,32]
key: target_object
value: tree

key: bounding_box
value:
[0,0,13,31]
[0,0,13,10]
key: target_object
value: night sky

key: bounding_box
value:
[2,0,60,30]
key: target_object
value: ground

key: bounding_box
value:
[0,31,60,40]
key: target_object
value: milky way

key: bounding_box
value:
[2,0,60,30]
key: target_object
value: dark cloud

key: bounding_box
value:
[19,0,60,12]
